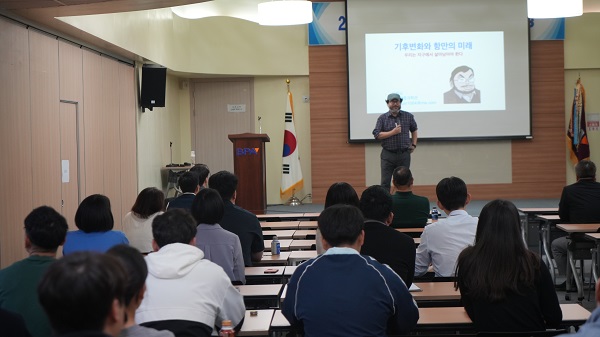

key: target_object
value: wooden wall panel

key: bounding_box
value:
[118,63,138,229]
[309,39,565,202]
[0,18,33,265]
[101,56,123,225]
[29,30,61,210]
[82,49,105,195]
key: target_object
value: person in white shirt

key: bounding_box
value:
[122,187,165,253]
[414,176,478,278]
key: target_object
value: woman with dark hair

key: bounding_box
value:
[455,199,562,332]
[123,187,165,253]
[317,182,360,254]
[191,188,245,284]
[63,194,129,255]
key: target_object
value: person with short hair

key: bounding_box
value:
[390,166,430,230]
[359,185,416,287]
[443,65,481,104]
[192,188,245,284]
[316,182,361,254]
[373,93,418,191]
[189,164,210,189]
[0,206,68,337]
[63,194,129,255]
[167,172,200,211]
[123,187,165,253]
[414,176,478,277]
[136,209,245,337]
[208,171,264,266]
[282,205,419,337]
[106,245,174,337]
[456,200,562,332]
[551,159,600,285]
[38,251,128,337]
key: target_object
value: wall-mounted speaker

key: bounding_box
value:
[140,65,167,111]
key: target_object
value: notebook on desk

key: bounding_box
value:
[409,283,422,292]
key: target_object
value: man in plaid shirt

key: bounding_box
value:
[372,93,418,192]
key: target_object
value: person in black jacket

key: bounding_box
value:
[359,185,416,287]
[456,199,562,332]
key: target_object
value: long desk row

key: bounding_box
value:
[239,303,590,336]
[260,221,318,230]
[257,213,320,222]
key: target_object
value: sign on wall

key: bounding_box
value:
[308,2,346,46]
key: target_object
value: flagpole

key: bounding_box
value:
[283,78,303,206]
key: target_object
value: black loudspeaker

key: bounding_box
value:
[140,66,167,111]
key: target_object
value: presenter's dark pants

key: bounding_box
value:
[380,148,411,191]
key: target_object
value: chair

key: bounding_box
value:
[477,329,567,337]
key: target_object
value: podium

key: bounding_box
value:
[228,133,270,214]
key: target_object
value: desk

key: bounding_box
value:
[283,266,298,276]
[236,284,283,309]
[238,309,273,336]
[260,221,299,230]
[255,252,291,266]
[292,229,316,239]
[289,239,316,250]
[263,230,296,239]
[396,227,425,234]
[288,250,317,265]
[414,237,421,246]
[537,214,562,281]
[298,221,318,229]
[264,239,292,252]
[416,303,589,331]
[244,267,285,284]
[412,282,460,302]
[257,213,304,221]
[557,223,600,300]
[270,310,291,333]
[585,232,600,282]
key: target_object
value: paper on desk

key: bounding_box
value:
[409,283,422,292]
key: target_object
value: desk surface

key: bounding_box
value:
[236,284,283,298]
[412,282,460,301]
[556,223,600,233]
[284,266,298,276]
[263,230,296,239]
[271,310,290,328]
[396,227,425,233]
[244,266,285,277]
[264,239,293,251]
[518,207,559,214]
[585,232,600,241]
[260,221,300,230]
[293,229,316,239]
[255,251,291,265]
[288,250,318,260]
[238,309,273,336]
[417,303,590,326]
[298,221,318,229]
[289,239,316,250]
[537,214,561,221]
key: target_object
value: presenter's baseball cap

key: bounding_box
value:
[387,93,402,102]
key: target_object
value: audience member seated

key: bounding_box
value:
[166,172,199,211]
[389,166,430,230]
[189,164,210,189]
[359,185,416,287]
[316,182,360,254]
[456,199,562,332]
[63,194,129,255]
[123,187,165,253]
[0,206,68,337]
[0,308,32,337]
[106,245,174,337]
[415,176,477,277]
[38,251,128,337]
[557,278,600,336]
[208,171,264,266]
[136,209,245,337]
[191,188,245,284]
[282,205,418,337]
[551,159,600,287]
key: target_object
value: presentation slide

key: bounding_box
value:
[347,0,531,141]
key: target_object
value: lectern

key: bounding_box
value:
[228,133,270,214]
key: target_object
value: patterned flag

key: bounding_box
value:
[567,79,590,165]
[280,86,304,199]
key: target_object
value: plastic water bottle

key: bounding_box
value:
[271,235,281,255]
[219,320,235,337]
[431,206,439,222]
[190,151,196,165]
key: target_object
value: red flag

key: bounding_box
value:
[567,79,590,165]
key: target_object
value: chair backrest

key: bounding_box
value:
[477,329,568,337]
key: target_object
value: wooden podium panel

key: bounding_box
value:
[229,133,270,214]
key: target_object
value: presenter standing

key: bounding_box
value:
[373,93,418,191]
